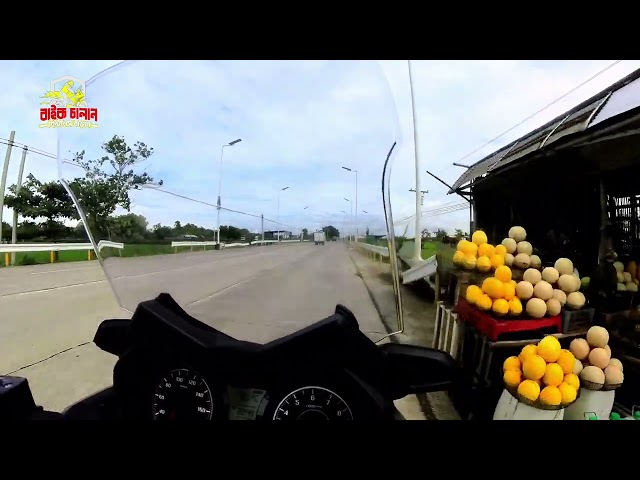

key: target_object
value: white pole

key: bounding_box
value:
[0,131,16,244]
[277,193,280,242]
[355,170,358,242]
[216,145,227,245]
[11,146,27,264]
[408,60,422,261]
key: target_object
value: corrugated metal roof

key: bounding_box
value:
[449,68,640,193]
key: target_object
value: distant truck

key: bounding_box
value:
[313,231,326,245]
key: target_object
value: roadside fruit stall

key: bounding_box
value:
[438,68,640,419]
[439,224,636,420]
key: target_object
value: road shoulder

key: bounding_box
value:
[347,245,461,421]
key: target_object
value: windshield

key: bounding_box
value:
[57,60,403,343]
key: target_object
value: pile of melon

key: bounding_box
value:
[616,261,639,293]
[453,230,508,272]
[569,326,624,391]
[464,225,587,319]
[503,335,580,409]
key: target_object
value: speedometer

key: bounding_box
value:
[152,369,213,421]
[272,386,353,421]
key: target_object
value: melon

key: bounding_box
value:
[513,253,531,269]
[626,282,638,292]
[586,326,609,348]
[558,274,580,293]
[505,253,514,267]
[546,298,562,316]
[533,281,553,301]
[523,268,542,285]
[623,272,633,283]
[617,283,627,291]
[572,358,583,375]
[471,230,488,246]
[526,298,547,319]
[580,365,605,388]
[453,250,466,266]
[616,272,625,283]
[552,289,567,306]
[530,255,542,269]
[569,338,590,360]
[502,238,517,254]
[604,365,624,386]
[462,255,477,270]
[476,256,491,272]
[508,226,527,242]
[588,348,610,369]
[566,291,586,310]
[609,358,623,371]
[555,258,574,276]
[516,241,533,256]
[613,261,624,273]
[542,267,559,284]
[515,281,534,300]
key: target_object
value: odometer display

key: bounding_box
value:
[272,386,353,421]
[152,369,213,421]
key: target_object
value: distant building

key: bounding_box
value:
[264,230,292,240]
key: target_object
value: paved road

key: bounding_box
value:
[0,242,388,411]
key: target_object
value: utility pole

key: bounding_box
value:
[0,131,16,244]
[409,188,429,206]
[407,60,423,261]
[11,146,28,264]
[261,214,264,243]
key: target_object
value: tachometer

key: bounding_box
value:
[272,386,353,421]
[152,369,213,421]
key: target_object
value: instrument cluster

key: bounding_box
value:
[151,367,354,421]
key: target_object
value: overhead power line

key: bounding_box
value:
[433,60,624,178]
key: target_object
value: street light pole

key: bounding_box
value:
[216,138,242,245]
[341,167,358,242]
[407,60,423,261]
[343,198,352,241]
[277,186,289,242]
[341,210,348,240]
[301,205,308,241]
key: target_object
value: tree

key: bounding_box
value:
[107,213,149,242]
[366,227,370,237]
[153,223,173,240]
[322,225,340,239]
[421,228,431,240]
[434,228,448,241]
[302,228,308,238]
[69,135,161,239]
[4,174,78,239]
[454,228,465,240]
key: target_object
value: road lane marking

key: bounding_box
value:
[0,279,107,298]
[30,266,98,275]
[186,276,259,306]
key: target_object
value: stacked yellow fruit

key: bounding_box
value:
[502,335,580,409]
[453,229,507,272]
[465,264,523,317]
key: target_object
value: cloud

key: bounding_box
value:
[1,59,639,247]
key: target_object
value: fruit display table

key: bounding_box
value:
[452,299,570,419]
[454,298,564,385]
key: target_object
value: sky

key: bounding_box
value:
[1,60,639,241]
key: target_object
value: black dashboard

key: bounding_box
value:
[85,293,458,421]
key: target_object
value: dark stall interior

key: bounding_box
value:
[472,151,602,276]
[471,118,640,276]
